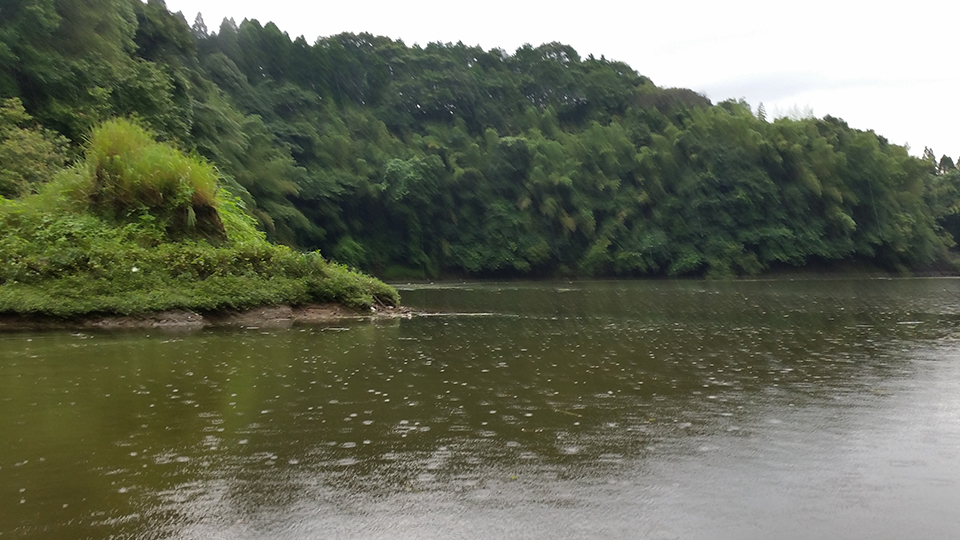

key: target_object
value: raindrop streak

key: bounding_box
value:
[2,279,960,539]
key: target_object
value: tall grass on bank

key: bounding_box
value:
[0,119,399,317]
[82,119,224,241]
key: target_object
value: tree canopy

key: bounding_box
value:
[2,0,958,278]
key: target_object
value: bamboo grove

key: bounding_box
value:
[4,0,960,279]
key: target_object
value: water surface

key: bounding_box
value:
[3,279,960,538]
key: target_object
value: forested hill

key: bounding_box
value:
[4,0,960,279]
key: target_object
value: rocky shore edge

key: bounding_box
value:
[0,303,414,332]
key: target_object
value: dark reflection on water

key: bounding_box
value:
[3,279,960,539]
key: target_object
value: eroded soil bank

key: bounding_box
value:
[0,304,413,332]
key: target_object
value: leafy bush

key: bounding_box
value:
[0,98,70,198]
[0,119,399,317]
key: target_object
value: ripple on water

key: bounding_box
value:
[7,280,960,539]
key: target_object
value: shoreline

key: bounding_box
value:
[0,303,414,332]
[5,271,959,333]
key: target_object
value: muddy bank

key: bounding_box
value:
[0,303,414,332]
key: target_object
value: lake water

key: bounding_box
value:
[2,279,960,539]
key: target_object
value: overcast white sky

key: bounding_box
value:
[164,0,959,158]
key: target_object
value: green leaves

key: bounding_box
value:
[0,98,69,198]
[2,0,956,279]
[0,141,399,316]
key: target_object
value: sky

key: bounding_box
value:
[164,0,959,158]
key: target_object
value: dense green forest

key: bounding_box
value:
[4,0,960,280]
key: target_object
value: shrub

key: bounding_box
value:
[0,98,70,198]
[0,119,400,317]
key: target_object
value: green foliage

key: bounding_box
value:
[86,118,215,207]
[2,1,958,280]
[0,121,399,317]
[0,189,399,315]
[0,98,70,198]
[305,256,401,308]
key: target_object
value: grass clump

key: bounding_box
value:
[0,118,399,318]
[83,119,224,242]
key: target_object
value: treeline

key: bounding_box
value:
[3,0,960,278]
